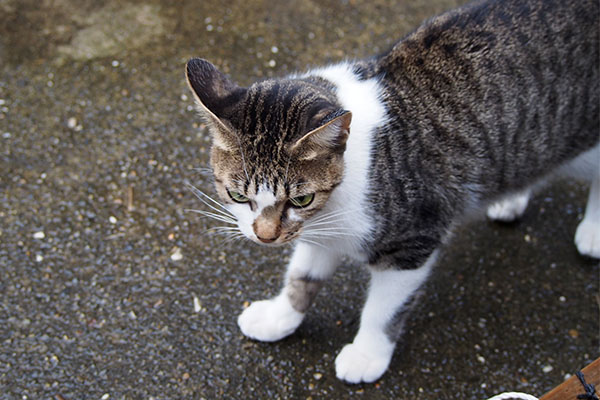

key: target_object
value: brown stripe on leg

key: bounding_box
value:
[287,275,323,313]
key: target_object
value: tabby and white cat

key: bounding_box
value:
[186,0,599,383]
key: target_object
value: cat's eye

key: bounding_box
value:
[227,189,249,204]
[289,193,315,208]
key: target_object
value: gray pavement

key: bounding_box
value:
[1,0,598,398]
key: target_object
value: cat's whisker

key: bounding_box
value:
[303,226,359,233]
[208,228,243,236]
[185,209,237,225]
[208,232,245,241]
[216,232,246,241]
[185,206,234,220]
[207,226,245,239]
[288,181,312,189]
[210,226,241,231]
[193,167,214,176]
[218,232,248,249]
[185,183,235,218]
[302,231,362,240]
[302,218,353,229]
[302,224,363,238]
[189,186,234,216]
[313,207,359,219]
[306,209,359,225]
[297,237,329,249]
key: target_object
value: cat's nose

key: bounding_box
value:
[253,209,282,244]
[256,234,278,243]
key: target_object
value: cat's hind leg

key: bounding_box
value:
[237,242,339,342]
[335,252,437,383]
[486,189,531,222]
[575,170,600,258]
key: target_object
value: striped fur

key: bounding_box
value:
[187,0,599,384]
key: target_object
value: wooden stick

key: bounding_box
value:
[540,358,599,400]
[127,185,134,212]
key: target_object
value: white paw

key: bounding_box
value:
[487,192,530,222]
[575,217,600,258]
[335,342,393,384]
[237,294,304,342]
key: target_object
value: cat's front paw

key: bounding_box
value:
[237,294,304,342]
[575,217,600,258]
[335,342,394,384]
[487,192,530,222]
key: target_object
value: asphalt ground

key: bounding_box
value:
[1,0,598,398]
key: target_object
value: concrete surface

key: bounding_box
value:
[1,0,598,399]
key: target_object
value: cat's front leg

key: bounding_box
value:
[335,252,438,383]
[237,242,340,342]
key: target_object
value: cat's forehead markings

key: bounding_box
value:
[255,183,277,211]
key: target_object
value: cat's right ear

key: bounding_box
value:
[185,58,244,151]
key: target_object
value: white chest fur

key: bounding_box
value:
[306,63,388,261]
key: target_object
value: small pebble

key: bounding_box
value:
[542,365,553,373]
[109,216,117,224]
[35,254,44,263]
[559,296,566,302]
[271,46,279,53]
[568,329,579,338]
[193,295,201,313]
[170,247,183,261]
[313,373,322,380]
[67,117,77,129]
[33,231,45,239]
[477,355,485,364]
[111,60,119,67]
[0,99,5,105]
[268,59,276,68]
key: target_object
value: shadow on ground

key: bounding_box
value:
[1,0,598,398]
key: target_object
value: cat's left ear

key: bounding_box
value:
[185,58,247,151]
[290,111,352,159]
[185,58,245,118]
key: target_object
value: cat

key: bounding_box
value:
[185,0,599,383]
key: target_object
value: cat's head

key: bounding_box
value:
[186,58,352,245]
